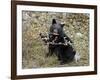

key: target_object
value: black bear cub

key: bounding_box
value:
[40,19,79,65]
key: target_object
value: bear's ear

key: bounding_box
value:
[61,24,65,27]
[52,19,56,24]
